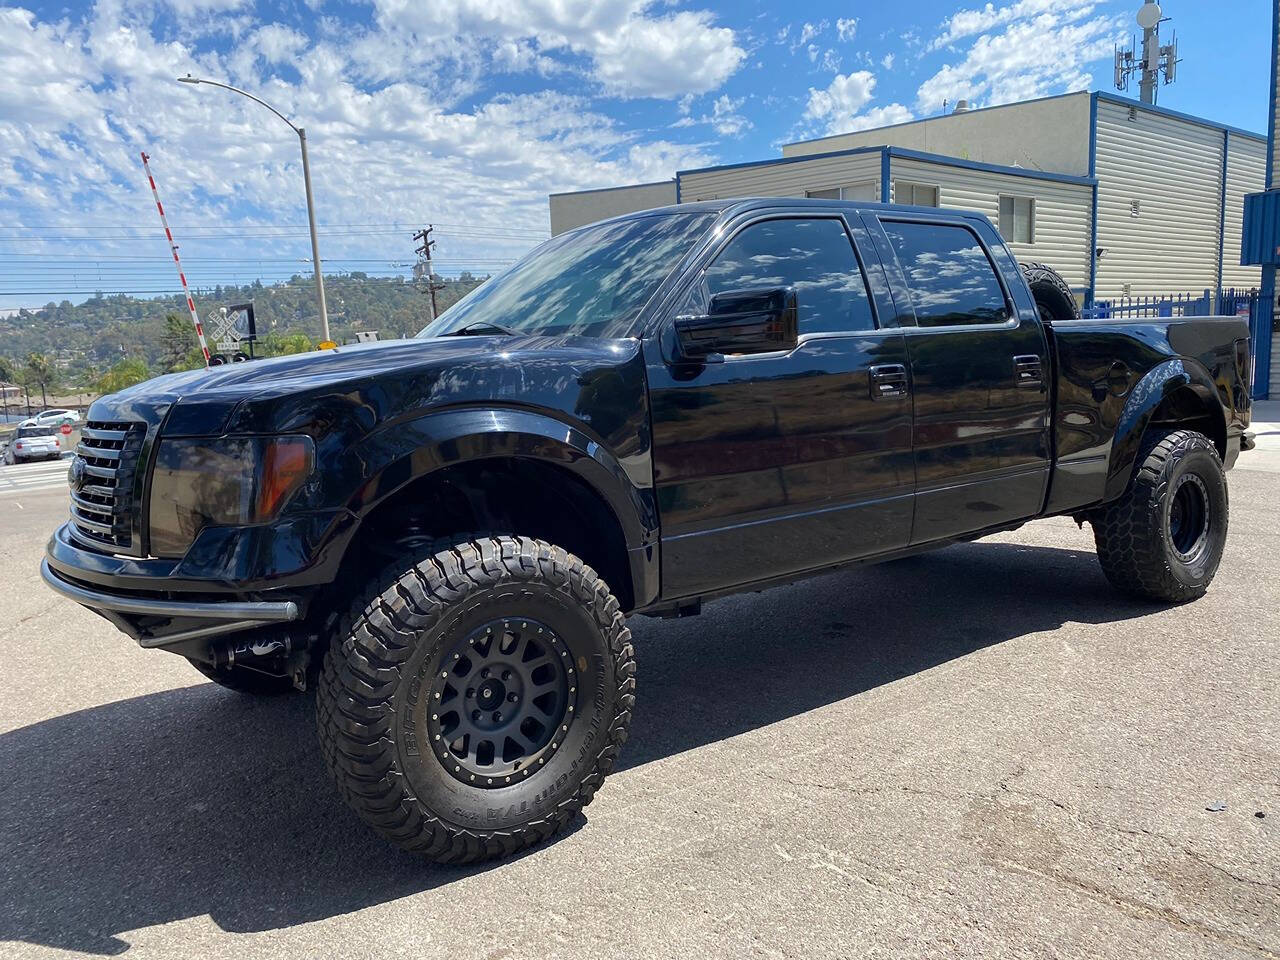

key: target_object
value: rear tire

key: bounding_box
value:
[188,658,298,695]
[1090,429,1228,602]
[316,535,635,862]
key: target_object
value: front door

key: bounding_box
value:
[863,213,1052,544]
[647,212,915,599]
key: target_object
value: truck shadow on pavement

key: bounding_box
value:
[0,540,1154,954]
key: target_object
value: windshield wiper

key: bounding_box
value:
[440,322,518,337]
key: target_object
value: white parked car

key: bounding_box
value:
[30,408,80,427]
[9,424,64,461]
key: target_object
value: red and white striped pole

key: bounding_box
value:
[140,151,211,368]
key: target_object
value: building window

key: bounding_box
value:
[805,181,879,201]
[999,195,1035,244]
[894,180,940,207]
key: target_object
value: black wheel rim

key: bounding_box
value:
[1169,473,1210,562]
[426,618,574,788]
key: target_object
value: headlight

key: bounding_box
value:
[148,436,314,558]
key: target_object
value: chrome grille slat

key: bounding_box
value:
[69,419,144,552]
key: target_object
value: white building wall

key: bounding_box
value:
[677,152,883,203]
[783,92,1094,176]
[549,181,676,235]
[1093,99,1227,300]
[1221,133,1267,291]
[888,156,1094,292]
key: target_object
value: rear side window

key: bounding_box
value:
[704,218,876,335]
[881,221,1009,327]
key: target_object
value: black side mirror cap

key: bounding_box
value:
[673,286,799,361]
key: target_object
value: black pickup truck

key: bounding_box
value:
[43,199,1252,862]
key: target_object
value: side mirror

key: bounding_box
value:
[674,286,798,360]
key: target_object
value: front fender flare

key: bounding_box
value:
[1104,358,1223,502]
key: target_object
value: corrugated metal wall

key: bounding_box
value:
[1093,100,1226,299]
[1222,134,1267,290]
[887,156,1093,292]
[678,152,882,202]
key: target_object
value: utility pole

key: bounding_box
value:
[413,226,446,321]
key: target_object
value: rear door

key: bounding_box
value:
[862,213,1051,544]
[646,210,915,598]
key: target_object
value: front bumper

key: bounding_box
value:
[41,558,298,648]
[42,516,349,649]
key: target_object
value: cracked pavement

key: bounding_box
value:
[0,458,1276,959]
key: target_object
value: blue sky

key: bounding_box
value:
[0,0,1272,309]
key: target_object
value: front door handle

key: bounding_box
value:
[1013,355,1043,389]
[869,363,909,400]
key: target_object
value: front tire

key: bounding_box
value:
[1091,429,1228,602]
[316,536,635,862]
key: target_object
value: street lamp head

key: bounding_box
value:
[177,74,201,84]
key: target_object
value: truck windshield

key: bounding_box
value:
[418,212,716,340]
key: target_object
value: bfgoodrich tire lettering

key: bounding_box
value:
[315,536,634,862]
[1091,429,1228,602]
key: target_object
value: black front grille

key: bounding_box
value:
[70,420,144,552]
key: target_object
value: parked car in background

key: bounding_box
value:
[10,424,64,461]
[30,409,80,427]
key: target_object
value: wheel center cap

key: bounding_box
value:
[476,678,506,708]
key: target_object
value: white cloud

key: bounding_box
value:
[915,10,1121,112]
[670,94,752,137]
[928,0,1090,50]
[804,71,915,136]
[881,53,895,70]
[0,0,733,307]
[368,0,744,99]
[836,17,858,42]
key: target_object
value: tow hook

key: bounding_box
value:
[1242,432,1256,452]
[210,632,293,670]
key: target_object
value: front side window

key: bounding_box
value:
[881,221,1009,327]
[702,218,876,335]
[999,195,1035,244]
[418,212,716,340]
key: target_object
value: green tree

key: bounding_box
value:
[24,353,56,410]
[97,358,151,395]
[160,313,199,372]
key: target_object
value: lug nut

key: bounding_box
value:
[492,711,502,722]
[480,668,490,679]
[466,687,475,699]
[472,710,481,722]
[507,692,518,702]
[502,670,512,681]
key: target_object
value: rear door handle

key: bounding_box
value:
[869,363,909,400]
[1013,355,1043,388]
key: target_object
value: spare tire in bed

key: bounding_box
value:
[1020,261,1080,323]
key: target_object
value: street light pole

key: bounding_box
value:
[177,75,330,344]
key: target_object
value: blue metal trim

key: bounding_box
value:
[1087,93,1099,307]
[1093,92,1266,143]
[677,143,1096,188]
[880,148,891,202]
[1258,265,1275,399]
[1217,130,1230,304]
[884,146,1096,186]
[1269,0,1279,189]
[676,144,886,179]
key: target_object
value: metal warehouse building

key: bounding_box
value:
[551,92,1269,363]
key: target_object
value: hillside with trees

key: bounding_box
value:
[0,272,486,403]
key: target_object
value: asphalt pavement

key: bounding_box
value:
[0,445,1276,959]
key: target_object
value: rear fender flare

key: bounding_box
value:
[1104,358,1223,501]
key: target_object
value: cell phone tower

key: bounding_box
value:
[1114,1,1180,105]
